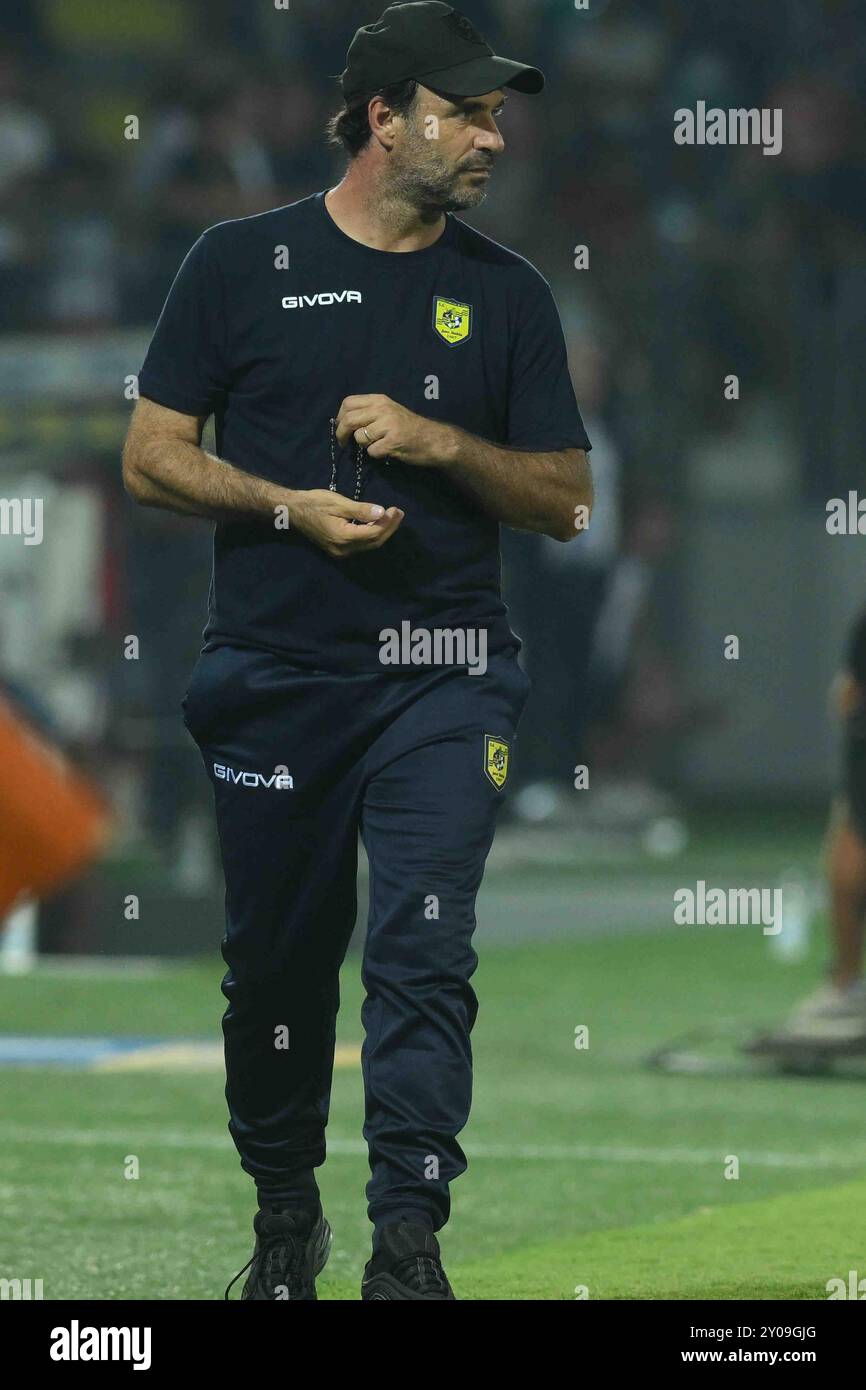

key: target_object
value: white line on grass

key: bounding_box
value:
[1,1124,863,1171]
[25,955,179,979]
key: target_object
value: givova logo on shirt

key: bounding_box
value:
[281,290,362,309]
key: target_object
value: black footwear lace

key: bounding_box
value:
[390,1251,450,1297]
[224,1232,309,1300]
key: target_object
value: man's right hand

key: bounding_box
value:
[121,400,406,552]
[286,489,404,560]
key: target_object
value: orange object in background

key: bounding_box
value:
[0,698,110,918]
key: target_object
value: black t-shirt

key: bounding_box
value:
[138,190,591,672]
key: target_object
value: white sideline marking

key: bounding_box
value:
[28,956,178,979]
[0,1124,862,1171]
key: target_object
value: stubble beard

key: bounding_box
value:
[390,132,494,214]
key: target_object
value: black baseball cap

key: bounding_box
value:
[340,2,544,103]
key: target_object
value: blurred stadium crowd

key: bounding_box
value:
[1,0,866,906]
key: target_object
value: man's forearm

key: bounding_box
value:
[435,426,592,542]
[124,435,288,523]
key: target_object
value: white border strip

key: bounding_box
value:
[0,1125,860,1171]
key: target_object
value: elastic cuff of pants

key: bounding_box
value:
[256,1176,320,1211]
[372,1208,438,1241]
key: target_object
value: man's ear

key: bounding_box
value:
[368,96,398,150]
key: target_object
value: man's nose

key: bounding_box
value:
[475,128,505,155]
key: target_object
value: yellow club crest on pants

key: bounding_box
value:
[484,735,509,790]
[433,296,472,345]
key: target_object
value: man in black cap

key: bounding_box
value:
[124,2,592,1300]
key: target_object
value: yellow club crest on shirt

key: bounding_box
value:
[484,735,510,790]
[433,296,472,346]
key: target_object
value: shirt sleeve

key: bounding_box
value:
[138,233,229,417]
[506,274,591,453]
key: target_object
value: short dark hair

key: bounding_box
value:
[326,79,419,158]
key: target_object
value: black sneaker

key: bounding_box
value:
[225,1205,331,1301]
[361,1221,455,1300]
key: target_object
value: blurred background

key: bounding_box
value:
[1,0,866,958]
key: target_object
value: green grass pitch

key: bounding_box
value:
[2,879,866,1298]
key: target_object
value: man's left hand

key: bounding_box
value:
[335,394,452,467]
